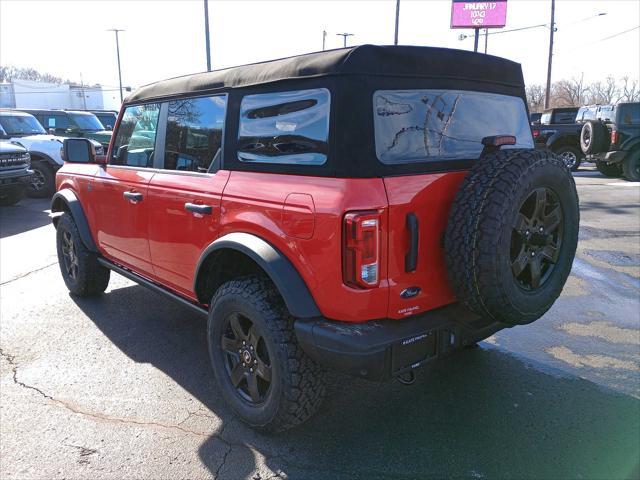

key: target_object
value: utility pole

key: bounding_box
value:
[80,73,87,110]
[473,28,480,52]
[544,0,556,109]
[322,30,327,50]
[394,0,400,45]
[336,33,354,48]
[204,0,212,71]
[108,29,125,104]
[484,28,488,53]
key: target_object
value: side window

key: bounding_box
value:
[53,115,70,129]
[111,103,160,168]
[619,104,640,125]
[164,95,227,172]
[237,88,330,165]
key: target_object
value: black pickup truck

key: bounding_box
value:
[532,107,582,170]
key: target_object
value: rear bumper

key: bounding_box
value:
[294,303,504,381]
[587,151,625,164]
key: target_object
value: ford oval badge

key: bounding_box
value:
[400,286,421,298]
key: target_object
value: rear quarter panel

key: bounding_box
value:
[221,171,389,322]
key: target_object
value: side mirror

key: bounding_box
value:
[105,125,113,131]
[48,128,56,135]
[61,138,107,164]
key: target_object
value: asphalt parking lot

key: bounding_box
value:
[1,168,639,480]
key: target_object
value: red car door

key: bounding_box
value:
[146,95,229,298]
[91,103,162,275]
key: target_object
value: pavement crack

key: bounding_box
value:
[0,261,58,286]
[1,347,54,400]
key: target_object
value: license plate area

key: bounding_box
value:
[391,331,436,374]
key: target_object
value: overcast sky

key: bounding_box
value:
[1,0,638,102]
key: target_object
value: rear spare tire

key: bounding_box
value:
[580,121,609,155]
[444,149,579,326]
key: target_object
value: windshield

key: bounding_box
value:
[70,113,104,131]
[0,114,47,136]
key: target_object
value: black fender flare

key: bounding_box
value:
[547,133,580,153]
[194,232,321,319]
[50,189,98,252]
[28,151,62,169]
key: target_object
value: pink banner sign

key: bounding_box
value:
[451,1,508,28]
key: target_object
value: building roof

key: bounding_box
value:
[127,44,525,104]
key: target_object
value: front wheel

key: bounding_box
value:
[28,162,55,198]
[56,213,110,296]
[208,276,325,432]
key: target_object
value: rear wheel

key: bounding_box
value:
[55,213,110,296]
[596,161,623,178]
[208,276,325,432]
[444,149,579,325]
[554,145,581,171]
[622,153,640,182]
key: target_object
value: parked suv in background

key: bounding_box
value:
[532,107,583,171]
[0,110,64,197]
[88,110,118,131]
[580,102,640,180]
[0,141,32,206]
[22,109,112,149]
[52,46,579,432]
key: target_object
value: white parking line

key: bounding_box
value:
[604,182,640,187]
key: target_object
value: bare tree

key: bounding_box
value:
[526,84,546,112]
[552,75,588,107]
[0,65,71,84]
[586,76,621,104]
[620,76,640,102]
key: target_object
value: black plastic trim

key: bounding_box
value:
[405,212,418,272]
[194,232,321,318]
[97,258,207,317]
[294,303,503,381]
[50,189,98,252]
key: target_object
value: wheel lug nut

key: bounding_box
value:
[254,359,257,364]
[250,368,254,373]
[242,363,246,367]
[250,345,253,350]
[242,341,246,345]
[531,251,536,257]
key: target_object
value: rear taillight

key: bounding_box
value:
[611,129,618,146]
[343,211,381,288]
[532,129,540,138]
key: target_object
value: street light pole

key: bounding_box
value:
[336,33,354,48]
[204,0,212,71]
[108,29,125,104]
[473,28,480,52]
[544,0,556,109]
[394,0,400,45]
[322,30,327,50]
[484,28,488,53]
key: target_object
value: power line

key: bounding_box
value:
[555,25,640,55]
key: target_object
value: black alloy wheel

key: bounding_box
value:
[61,229,80,281]
[510,187,563,291]
[221,311,272,405]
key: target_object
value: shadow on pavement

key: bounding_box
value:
[0,197,52,238]
[73,284,640,480]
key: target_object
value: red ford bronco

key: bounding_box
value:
[52,45,579,432]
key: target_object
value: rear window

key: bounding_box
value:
[237,88,330,165]
[553,110,577,124]
[373,90,533,165]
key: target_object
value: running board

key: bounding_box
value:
[97,258,208,317]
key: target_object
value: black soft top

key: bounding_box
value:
[127,44,525,103]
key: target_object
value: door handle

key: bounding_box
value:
[184,202,213,215]
[405,212,419,272]
[123,191,143,202]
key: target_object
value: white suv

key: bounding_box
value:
[0,110,65,197]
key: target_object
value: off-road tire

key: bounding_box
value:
[596,161,623,178]
[0,186,25,206]
[55,213,110,296]
[554,145,582,171]
[622,152,640,182]
[28,161,55,198]
[580,121,609,155]
[208,275,326,432]
[444,149,579,326]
